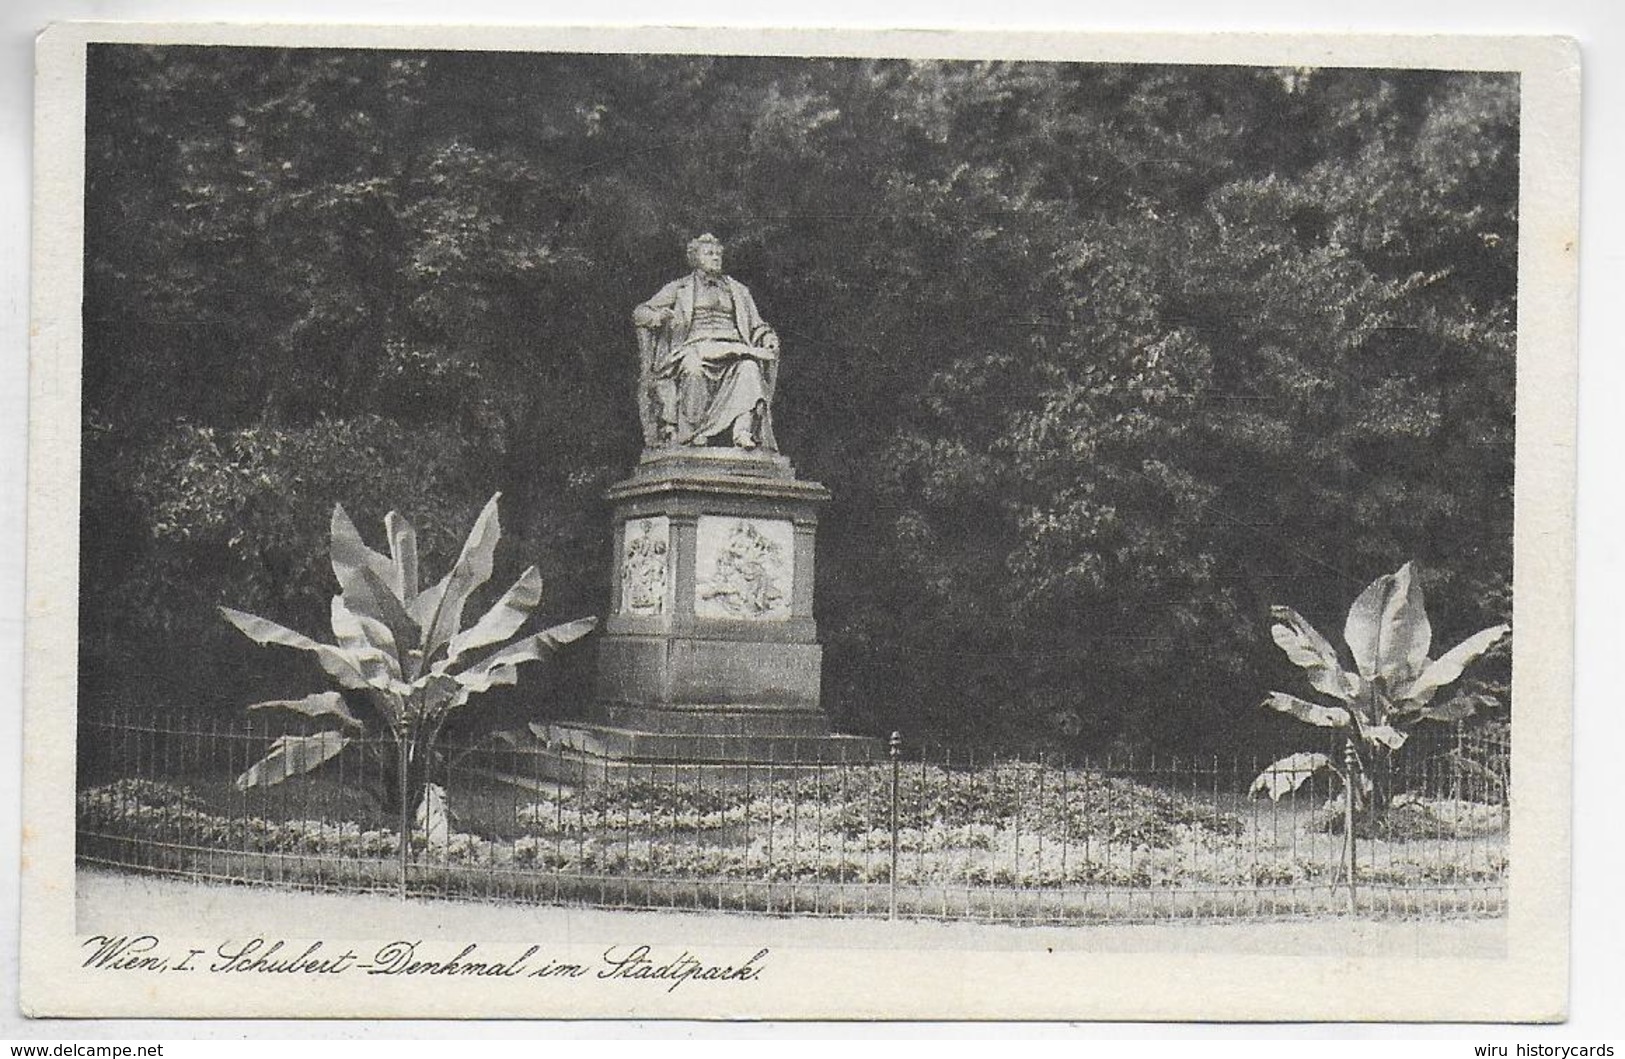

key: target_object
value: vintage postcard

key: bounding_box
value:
[23,23,1579,1021]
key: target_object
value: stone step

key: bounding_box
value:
[599,703,831,737]
[520,741,889,788]
[538,721,888,766]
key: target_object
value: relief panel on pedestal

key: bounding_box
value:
[694,515,793,620]
[619,516,672,617]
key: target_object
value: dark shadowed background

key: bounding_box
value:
[78,47,1516,757]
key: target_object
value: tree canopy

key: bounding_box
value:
[81,47,1516,755]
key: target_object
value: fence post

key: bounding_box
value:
[888,731,901,921]
[397,736,411,901]
[242,717,255,882]
[1343,735,1358,915]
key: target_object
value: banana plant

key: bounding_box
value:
[1251,562,1509,814]
[220,493,597,846]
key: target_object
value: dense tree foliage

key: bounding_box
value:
[81,48,1516,755]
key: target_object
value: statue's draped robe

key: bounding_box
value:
[634,272,778,449]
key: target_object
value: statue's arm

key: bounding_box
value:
[633,280,682,331]
[631,286,675,447]
[732,281,778,349]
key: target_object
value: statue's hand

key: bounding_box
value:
[760,332,781,354]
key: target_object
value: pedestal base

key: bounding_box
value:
[529,446,884,784]
[596,634,824,713]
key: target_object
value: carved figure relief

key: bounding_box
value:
[695,516,792,620]
[619,517,671,616]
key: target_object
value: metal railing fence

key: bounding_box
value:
[76,708,1508,923]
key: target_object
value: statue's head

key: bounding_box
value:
[686,233,725,276]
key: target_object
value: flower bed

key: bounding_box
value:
[76,755,1506,912]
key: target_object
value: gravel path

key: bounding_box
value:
[76,868,1505,956]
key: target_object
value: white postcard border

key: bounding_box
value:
[22,22,1580,1022]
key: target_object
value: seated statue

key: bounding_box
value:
[633,234,781,450]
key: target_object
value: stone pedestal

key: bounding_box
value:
[536,448,884,783]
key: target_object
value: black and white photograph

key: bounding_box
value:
[19,23,1581,1022]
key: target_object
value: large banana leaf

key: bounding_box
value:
[384,510,420,605]
[1261,691,1352,729]
[1356,721,1408,750]
[1250,752,1333,801]
[219,606,371,692]
[1399,624,1511,707]
[337,564,422,674]
[1400,691,1484,724]
[246,690,363,730]
[234,731,350,790]
[452,617,599,697]
[445,566,543,664]
[330,504,397,598]
[1344,562,1432,686]
[420,494,503,662]
[329,507,422,659]
[408,575,448,630]
[1269,606,1359,701]
[329,596,401,682]
[440,666,520,718]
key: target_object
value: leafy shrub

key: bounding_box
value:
[219,493,596,841]
[1256,562,1510,815]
